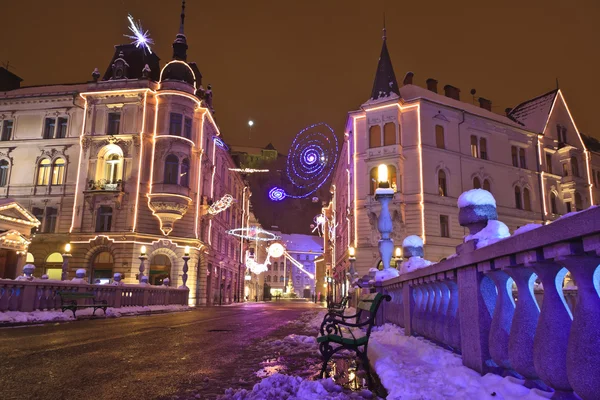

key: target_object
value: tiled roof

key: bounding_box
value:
[508,89,558,133]
[370,39,400,101]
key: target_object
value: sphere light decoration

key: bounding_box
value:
[268,122,338,201]
[227,227,280,241]
[268,243,285,258]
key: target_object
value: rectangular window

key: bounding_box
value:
[470,135,478,158]
[107,113,121,135]
[565,202,572,213]
[545,153,553,174]
[43,118,55,139]
[44,207,58,233]
[479,138,488,160]
[56,117,68,138]
[519,148,526,169]
[439,215,450,237]
[169,113,183,136]
[511,146,518,167]
[435,125,445,149]
[95,206,112,232]
[563,163,569,177]
[1,120,13,141]
[184,117,192,139]
[32,207,44,225]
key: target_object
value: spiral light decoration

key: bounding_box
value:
[269,122,338,201]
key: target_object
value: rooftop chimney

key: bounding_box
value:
[478,97,492,111]
[426,78,438,93]
[443,84,460,101]
[505,107,512,117]
[403,72,414,86]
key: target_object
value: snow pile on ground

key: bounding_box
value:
[513,223,542,236]
[0,304,190,324]
[457,189,496,208]
[465,220,510,249]
[220,373,373,400]
[400,257,433,274]
[369,324,550,400]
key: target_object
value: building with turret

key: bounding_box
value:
[325,27,600,294]
[0,2,252,306]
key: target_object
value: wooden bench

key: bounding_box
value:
[57,291,108,318]
[317,292,390,379]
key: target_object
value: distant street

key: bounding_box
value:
[0,301,321,400]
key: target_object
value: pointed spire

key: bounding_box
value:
[172,0,188,61]
[370,22,400,101]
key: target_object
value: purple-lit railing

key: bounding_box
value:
[0,281,189,312]
[377,206,600,400]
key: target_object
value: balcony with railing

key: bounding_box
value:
[85,179,123,193]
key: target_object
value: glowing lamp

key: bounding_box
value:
[64,243,71,254]
[184,246,190,256]
[140,246,147,256]
[269,243,285,258]
[248,120,254,127]
[348,246,356,258]
[395,247,402,259]
[377,164,389,188]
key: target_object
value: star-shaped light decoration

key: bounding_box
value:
[125,14,154,54]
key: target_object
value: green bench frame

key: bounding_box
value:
[327,295,349,314]
[57,291,108,318]
[317,292,390,379]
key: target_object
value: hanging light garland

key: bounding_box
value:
[208,194,234,215]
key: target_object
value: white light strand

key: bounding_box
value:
[208,194,234,215]
[228,168,269,174]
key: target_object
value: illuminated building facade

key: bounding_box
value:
[326,29,600,288]
[0,4,251,306]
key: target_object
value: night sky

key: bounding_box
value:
[2,0,599,152]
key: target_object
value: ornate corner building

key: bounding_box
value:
[325,28,600,289]
[0,4,252,305]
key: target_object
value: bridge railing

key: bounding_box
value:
[377,206,600,400]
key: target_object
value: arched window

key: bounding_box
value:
[570,156,579,177]
[273,262,278,271]
[383,123,395,146]
[51,158,66,185]
[164,155,179,184]
[150,254,171,285]
[574,192,583,211]
[550,192,558,214]
[473,177,481,189]
[95,206,113,232]
[280,276,285,282]
[523,188,531,211]
[483,179,491,192]
[180,158,190,187]
[266,275,271,282]
[388,165,398,192]
[45,252,63,280]
[37,159,51,185]
[105,154,121,183]
[26,252,34,263]
[515,186,522,209]
[92,251,114,284]
[438,170,447,196]
[0,160,9,187]
[369,168,378,195]
[435,125,445,149]
[369,125,381,148]
[273,275,277,282]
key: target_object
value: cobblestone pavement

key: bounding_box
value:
[0,300,322,400]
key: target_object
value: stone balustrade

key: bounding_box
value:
[377,206,600,400]
[0,280,189,312]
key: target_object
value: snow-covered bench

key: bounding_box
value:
[317,292,390,380]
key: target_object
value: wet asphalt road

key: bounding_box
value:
[0,300,321,400]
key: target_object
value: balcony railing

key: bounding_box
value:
[86,179,123,192]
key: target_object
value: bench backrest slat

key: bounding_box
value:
[57,292,95,299]
[357,292,382,313]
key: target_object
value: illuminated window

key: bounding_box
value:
[574,192,583,211]
[383,123,395,146]
[388,165,398,192]
[570,156,579,177]
[473,177,481,189]
[51,158,65,185]
[480,138,488,160]
[515,186,522,210]
[92,251,114,284]
[164,155,179,184]
[523,188,531,211]
[435,125,445,149]
[0,160,9,187]
[438,170,447,196]
[369,125,381,148]
[105,154,121,183]
[107,112,121,135]
[483,179,491,192]
[1,120,13,141]
[470,135,478,157]
[369,168,378,195]
[180,158,190,187]
[37,159,51,185]
[440,215,449,238]
[43,118,55,139]
[169,113,183,136]
[95,206,112,232]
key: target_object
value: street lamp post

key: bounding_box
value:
[375,164,395,271]
[139,246,148,284]
[61,243,71,281]
[179,246,190,289]
[248,120,254,139]
[219,261,224,306]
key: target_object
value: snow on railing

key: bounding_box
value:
[376,190,600,400]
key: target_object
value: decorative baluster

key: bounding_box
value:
[561,255,600,400]
[425,283,436,339]
[530,262,575,399]
[412,286,424,335]
[444,279,461,350]
[506,266,540,380]
[435,281,449,345]
[486,269,515,370]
